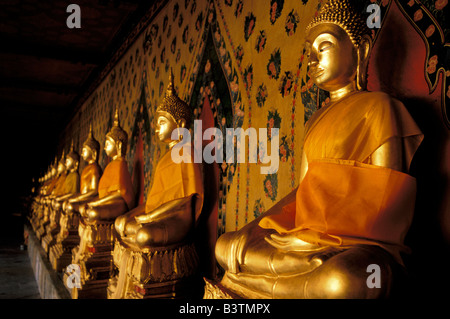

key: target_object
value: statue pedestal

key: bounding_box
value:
[25,224,71,299]
[66,221,115,299]
[35,221,49,241]
[49,211,81,272]
[41,208,62,254]
[107,239,203,299]
[29,201,42,232]
[35,205,51,240]
[203,278,239,299]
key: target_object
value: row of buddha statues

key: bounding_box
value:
[29,74,206,298]
[28,0,424,299]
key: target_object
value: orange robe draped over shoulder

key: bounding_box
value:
[98,158,134,210]
[145,146,204,222]
[259,91,423,258]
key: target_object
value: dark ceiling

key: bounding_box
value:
[0,0,158,215]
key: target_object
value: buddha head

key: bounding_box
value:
[82,124,100,163]
[66,140,80,172]
[105,108,128,158]
[57,151,66,175]
[305,0,372,94]
[155,72,191,146]
[50,157,58,178]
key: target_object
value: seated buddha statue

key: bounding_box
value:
[54,142,80,207]
[52,125,102,271]
[42,144,80,253]
[36,154,67,241]
[210,0,424,299]
[66,125,102,213]
[50,138,97,270]
[108,73,204,299]
[67,108,134,299]
[83,109,135,223]
[32,163,56,232]
[30,169,52,231]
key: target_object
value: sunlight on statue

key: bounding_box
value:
[210,0,424,299]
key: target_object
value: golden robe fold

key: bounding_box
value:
[145,147,204,221]
[259,160,416,257]
[304,91,423,170]
[64,171,79,195]
[53,173,67,196]
[259,91,423,261]
[80,163,102,194]
[98,158,134,210]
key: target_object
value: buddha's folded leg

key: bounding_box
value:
[299,245,397,299]
[135,213,192,248]
[225,245,400,299]
[215,223,275,274]
[222,272,276,299]
[216,221,329,276]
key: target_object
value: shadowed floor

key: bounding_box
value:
[0,212,40,299]
[0,244,40,299]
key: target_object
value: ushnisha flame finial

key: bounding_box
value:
[67,139,80,163]
[166,68,175,98]
[113,107,120,127]
[59,150,65,164]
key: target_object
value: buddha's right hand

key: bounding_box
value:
[79,204,89,219]
[114,205,146,237]
[115,215,127,237]
[265,232,324,252]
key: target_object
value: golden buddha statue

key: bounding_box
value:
[107,73,204,299]
[208,0,424,299]
[36,154,67,241]
[66,108,134,299]
[42,144,80,253]
[30,170,48,231]
[31,163,56,232]
[50,134,98,271]
[67,125,103,211]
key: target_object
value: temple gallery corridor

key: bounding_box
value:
[0,213,40,299]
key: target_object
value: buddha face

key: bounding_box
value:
[104,136,118,158]
[155,111,178,144]
[65,157,74,170]
[305,23,358,92]
[57,162,65,174]
[82,146,93,162]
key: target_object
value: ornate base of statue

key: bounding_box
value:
[41,208,62,253]
[107,239,203,299]
[66,221,116,299]
[29,204,42,232]
[203,278,239,299]
[41,225,59,254]
[35,205,51,240]
[35,220,50,241]
[49,211,81,272]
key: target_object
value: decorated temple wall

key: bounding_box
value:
[57,0,449,235]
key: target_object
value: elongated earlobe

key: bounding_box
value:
[356,35,372,91]
[177,119,186,141]
[117,141,123,157]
